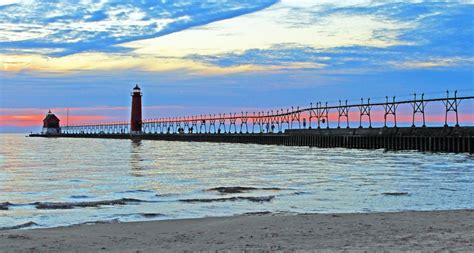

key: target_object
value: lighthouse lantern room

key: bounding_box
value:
[42,110,61,135]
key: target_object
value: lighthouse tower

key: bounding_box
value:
[130,84,142,135]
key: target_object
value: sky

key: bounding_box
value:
[0,0,473,132]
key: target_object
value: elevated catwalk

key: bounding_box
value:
[30,126,474,153]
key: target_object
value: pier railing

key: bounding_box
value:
[61,91,473,135]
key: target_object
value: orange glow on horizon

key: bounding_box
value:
[1,107,473,128]
[0,115,111,127]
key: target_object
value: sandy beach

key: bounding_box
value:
[0,209,473,252]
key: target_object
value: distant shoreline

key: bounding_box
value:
[1,209,473,252]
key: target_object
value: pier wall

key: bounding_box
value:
[30,126,474,153]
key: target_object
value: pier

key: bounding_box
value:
[30,87,474,153]
[30,127,473,153]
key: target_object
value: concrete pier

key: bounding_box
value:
[30,126,474,154]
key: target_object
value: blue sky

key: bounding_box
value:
[0,0,473,132]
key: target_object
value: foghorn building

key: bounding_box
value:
[42,110,61,134]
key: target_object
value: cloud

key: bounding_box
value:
[392,57,474,69]
[0,0,277,56]
[122,1,414,58]
[1,51,325,74]
[3,1,469,74]
[183,2,474,71]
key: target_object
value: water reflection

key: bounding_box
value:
[130,139,144,177]
[131,139,142,147]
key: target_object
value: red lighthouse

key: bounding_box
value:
[42,110,61,135]
[130,84,142,134]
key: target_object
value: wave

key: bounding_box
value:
[116,213,164,218]
[70,195,91,199]
[290,191,310,195]
[382,192,409,196]
[117,190,154,194]
[34,198,144,209]
[0,221,38,230]
[243,211,272,215]
[206,186,282,194]
[77,219,121,226]
[180,196,275,203]
[440,188,457,192]
[140,213,163,218]
[0,202,11,210]
[155,193,180,197]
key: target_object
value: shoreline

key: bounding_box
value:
[1,209,473,252]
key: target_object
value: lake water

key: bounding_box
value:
[0,134,473,229]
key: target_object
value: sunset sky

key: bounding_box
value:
[1,0,473,132]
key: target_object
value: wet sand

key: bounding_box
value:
[0,209,473,252]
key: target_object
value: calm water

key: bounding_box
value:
[0,134,473,229]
